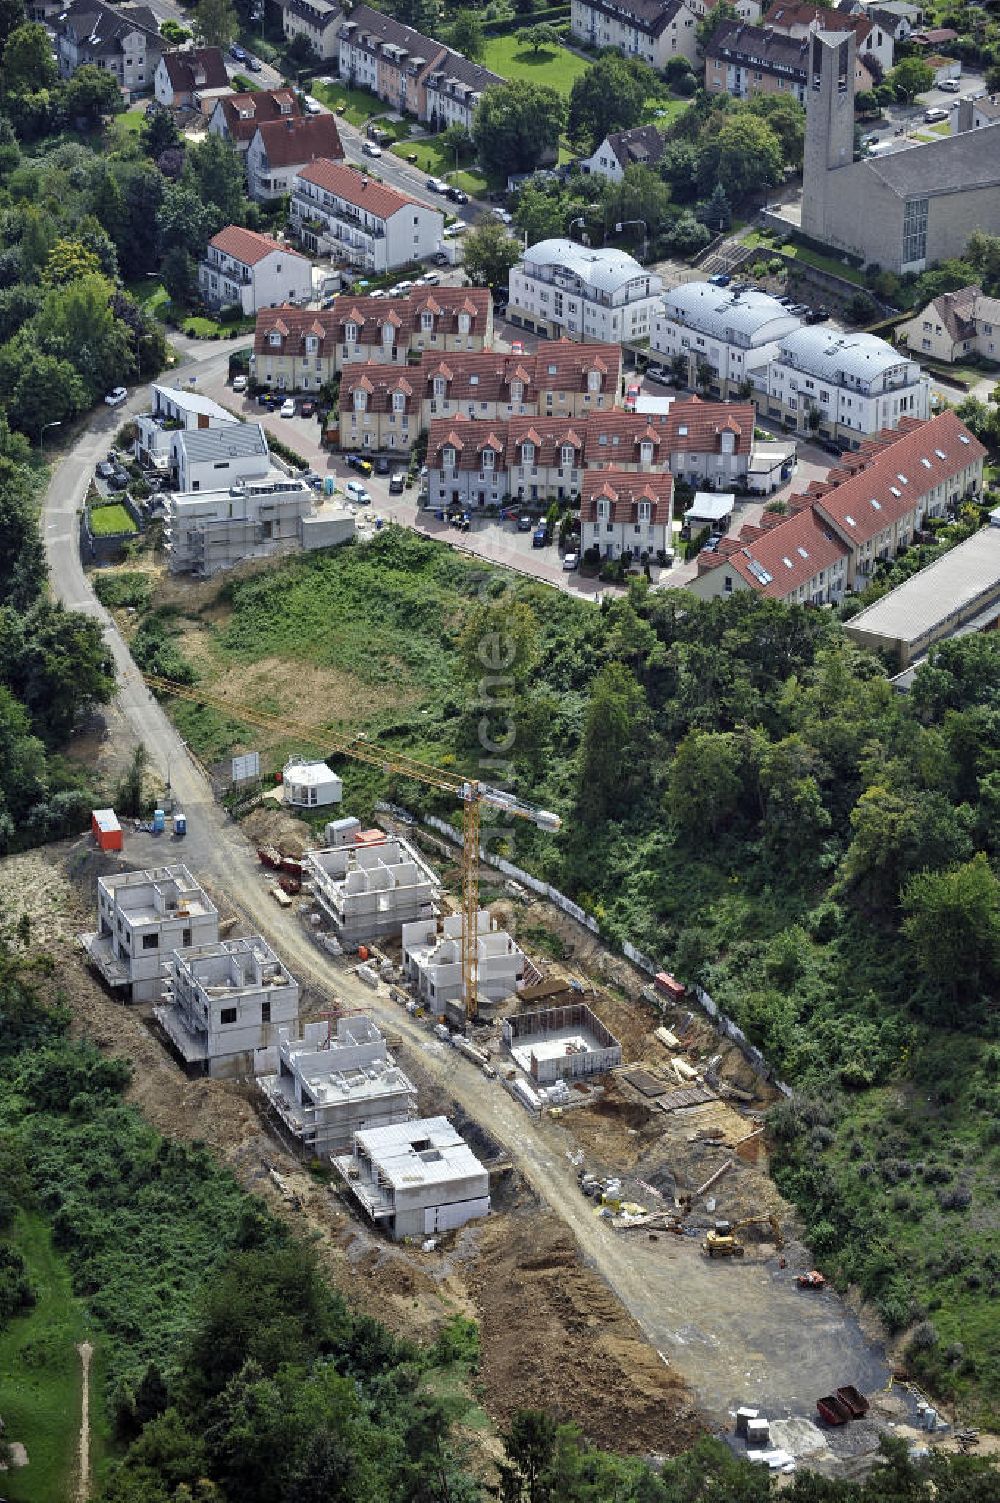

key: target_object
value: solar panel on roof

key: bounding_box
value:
[797,546,808,559]
[960,435,971,444]
[783,556,794,569]
[870,498,882,510]
[934,448,946,459]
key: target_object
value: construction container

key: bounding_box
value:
[152,808,166,835]
[746,1419,770,1447]
[91,808,123,852]
[735,1409,759,1438]
[358,944,369,961]
[655,972,687,1002]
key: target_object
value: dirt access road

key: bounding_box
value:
[43,382,887,1437]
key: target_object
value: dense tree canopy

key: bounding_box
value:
[473,82,566,177]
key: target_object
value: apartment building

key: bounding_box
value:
[154,47,229,108]
[57,0,161,91]
[259,1018,417,1155]
[427,400,756,506]
[163,474,354,576]
[337,364,419,451]
[765,327,930,447]
[417,341,622,430]
[282,0,342,60]
[705,20,851,102]
[899,285,1000,366]
[508,240,663,345]
[290,159,443,273]
[337,5,503,130]
[209,89,300,151]
[252,289,492,388]
[651,281,804,398]
[155,935,300,1079]
[690,409,986,602]
[580,468,674,560]
[570,0,701,69]
[762,0,893,72]
[247,116,345,202]
[423,51,504,133]
[80,865,219,1003]
[198,226,312,315]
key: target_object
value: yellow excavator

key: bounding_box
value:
[704,1214,783,1259]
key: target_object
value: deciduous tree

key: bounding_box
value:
[473,81,565,177]
[461,217,523,289]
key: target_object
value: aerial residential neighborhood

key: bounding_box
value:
[1,0,999,1499]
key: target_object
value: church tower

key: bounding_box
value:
[802,29,857,243]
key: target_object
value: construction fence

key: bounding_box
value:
[376,803,793,1099]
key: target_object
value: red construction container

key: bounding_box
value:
[655,972,686,1002]
[91,808,123,852]
[355,829,387,847]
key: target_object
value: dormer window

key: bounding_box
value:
[443,445,456,469]
[305,335,318,353]
[345,322,358,344]
[433,376,445,397]
[382,323,395,346]
[458,312,470,334]
[392,390,405,412]
[353,389,366,411]
[560,444,574,468]
[421,311,433,331]
[587,370,601,393]
[521,441,534,464]
[638,500,651,523]
[721,430,735,454]
[597,500,608,520]
[268,331,281,347]
[481,448,494,471]
[640,441,653,464]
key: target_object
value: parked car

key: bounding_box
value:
[923,106,948,122]
[707,273,731,287]
[805,306,829,323]
[532,526,548,548]
[562,552,579,571]
[246,55,262,71]
[303,96,322,115]
[280,398,296,417]
[425,177,447,193]
[374,455,390,475]
[389,469,405,493]
[939,77,960,92]
[516,514,533,532]
[258,391,278,407]
[299,399,315,417]
[362,141,382,157]
[104,386,127,407]
[492,206,512,224]
[96,460,114,480]
[232,374,248,393]
[346,480,371,503]
[510,339,524,355]
[108,469,130,491]
[303,470,323,489]
[447,186,469,204]
[346,454,373,475]
[442,222,466,238]
[418,272,440,285]
[645,365,671,384]
[624,382,641,411]
[449,510,471,531]
[229,43,246,60]
[432,251,450,266]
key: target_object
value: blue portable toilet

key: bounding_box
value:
[152,808,165,834]
[174,812,187,837]
[324,476,334,496]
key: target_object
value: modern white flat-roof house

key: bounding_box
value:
[508,240,663,345]
[651,282,804,399]
[80,865,219,1003]
[765,326,930,447]
[259,1017,417,1154]
[155,935,300,1078]
[134,383,240,472]
[198,226,313,316]
[334,1115,490,1239]
[170,421,270,494]
[305,834,438,945]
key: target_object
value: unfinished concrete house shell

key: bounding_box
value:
[305,834,438,945]
[334,1115,490,1240]
[258,1017,417,1153]
[402,910,525,1019]
[154,934,300,1078]
[503,1002,622,1084]
[81,865,219,1003]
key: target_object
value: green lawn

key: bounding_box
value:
[118,105,147,135]
[390,137,489,196]
[481,36,591,97]
[642,95,693,128]
[0,1213,105,1503]
[312,79,390,125]
[744,229,865,285]
[89,503,137,537]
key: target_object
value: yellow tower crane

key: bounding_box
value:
[142,675,561,1019]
